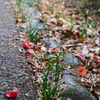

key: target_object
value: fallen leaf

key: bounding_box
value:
[92,55,98,60]
[48,46,58,53]
[33,45,41,50]
[80,68,87,76]
[22,9,29,13]
[53,47,59,53]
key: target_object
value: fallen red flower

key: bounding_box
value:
[25,49,34,54]
[6,87,18,98]
[76,53,84,58]
[22,41,30,49]
[76,67,88,76]
[76,66,86,72]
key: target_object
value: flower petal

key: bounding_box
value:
[76,53,84,58]
[22,41,30,49]
[25,49,34,54]
[6,87,18,98]
[48,47,53,53]
[33,68,38,72]
[76,66,86,72]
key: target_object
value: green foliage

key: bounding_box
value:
[80,0,100,2]
[78,16,97,39]
[86,20,97,28]
[79,28,87,39]
[27,0,38,7]
[41,53,65,100]
[89,0,100,2]
[27,23,47,43]
[56,98,66,100]
[55,12,62,18]
[16,0,22,7]
[21,12,26,23]
[16,11,27,23]
[27,25,41,43]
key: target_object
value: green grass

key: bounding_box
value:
[27,23,47,43]
[16,0,22,7]
[21,12,26,23]
[27,0,38,7]
[41,53,65,100]
[27,25,41,43]
[16,11,27,23]
[79,19,97,39]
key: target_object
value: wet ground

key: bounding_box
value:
[0,0,36,100]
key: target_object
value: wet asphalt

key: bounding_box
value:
[0,0,36,100]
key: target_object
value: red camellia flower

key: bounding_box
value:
[25,49,34,54]
[22,41,30,49]
[76,67,86,72]
[76,53,84,58]
[6,87,18,98]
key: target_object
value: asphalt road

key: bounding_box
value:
[0,0,36,100]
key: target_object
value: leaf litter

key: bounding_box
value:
[12,0,100,99]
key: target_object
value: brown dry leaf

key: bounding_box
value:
[67,98,72,100]
[80,69,87,76]
[27,59,35,66]
[72,14,80,20]
[36,98,42,100]
[57,19,63,26]
[92,55,99,60]
[65,8,75,15]
[22,9,29,13]
[35,51,41,54]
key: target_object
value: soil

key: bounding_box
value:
[0,0,36,100]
